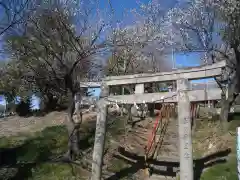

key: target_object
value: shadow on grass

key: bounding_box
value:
[226,112,240,132]
[105,147,231,180]
[0,125,95,180]
[228,112,240,122]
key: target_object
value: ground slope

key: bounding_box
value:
[0,112,238,180]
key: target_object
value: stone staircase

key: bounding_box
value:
[148,118,179,180]
[149,174,176,180]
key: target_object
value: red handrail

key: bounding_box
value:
[145,111,162,157]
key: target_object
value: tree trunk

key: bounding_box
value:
[220,77,239,130]
[235,48,240,94]
[40,93,58,112]
[126,104,132,124]
[220,46,240,131]
[46,94,58,111]
[220,91,229,131]
[148,103,155,117]
[220,50,240,131]
[66,92,81,160]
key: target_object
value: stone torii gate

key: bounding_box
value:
[81,61,227,180]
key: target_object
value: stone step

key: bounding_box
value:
[155,145,177,153]
[158,128,178,133]
[162,144,178,149]
[157,154,179,158]
[156,153,179,160]
[161,138,178,143]
[157,133,178,139]
[156,132,178,138]
[148,174,176,180]
[155,139,178,144]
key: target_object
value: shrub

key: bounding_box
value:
[15,98,32,116]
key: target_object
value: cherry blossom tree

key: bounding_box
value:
[148,0,240,128]
[4,0,109,161]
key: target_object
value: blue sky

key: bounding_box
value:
[0,0,212,108]
[97,0,179,28]
[90,52,206,97]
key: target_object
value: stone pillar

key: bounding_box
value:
[135,84,145,117]
[177,79,193,180]
[91,82,109,180]
[135,83,144,94]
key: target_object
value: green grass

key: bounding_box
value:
[201,118,239,180]
[29,164,85,180]
[104,115,132,179]
[0,115,129,180]
[192,119,239,180]
[3,114,238,180]
[229,119,240,132]
[0,125,91,180]
[200,156,237,180]
[106,116,239,180]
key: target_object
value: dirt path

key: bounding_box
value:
[0,111,97,137]
[99,116,179,180]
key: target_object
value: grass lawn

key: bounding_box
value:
[193,117,239,180]
[0,115,128,180]
[200,156,237,180]
[0,125,92,180]
[0,114,239,180]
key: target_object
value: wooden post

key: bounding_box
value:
[135,83,144,94]
[135,83,144,117]
[91,82,109,180]
[121,86,124,116]
[177,79,193,180]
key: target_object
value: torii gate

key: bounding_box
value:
[80,60,227,180]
